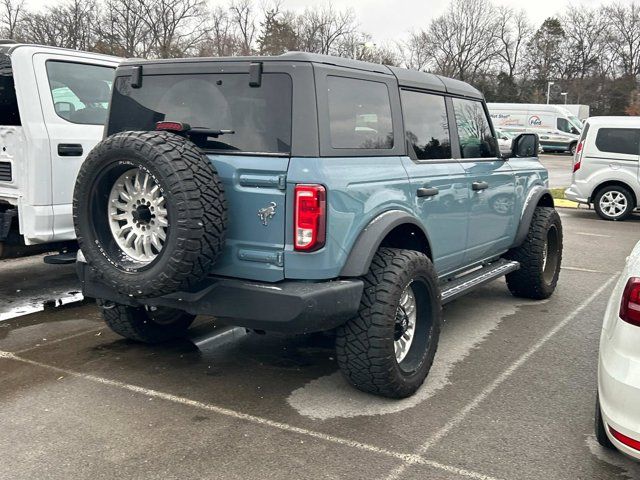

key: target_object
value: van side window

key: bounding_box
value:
[452,98,498,158]
[0,54,20,126]
[595,128,640,156]
[46,61,114,125]
[327,76,393,149]
[401,90,451,160]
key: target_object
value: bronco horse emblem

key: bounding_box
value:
[258,202,277,226]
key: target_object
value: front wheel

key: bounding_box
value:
[594,185,635,221]
[504,206,563,300]
[99,301,195,343]
[569,143,577,156]
[336,248,442,398]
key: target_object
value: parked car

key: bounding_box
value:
[495,129,515,156]
[565,116,640,221]
[0,41,121,256]
[73,52,563,398]
[596,240,640,459]
[488,103,582,155]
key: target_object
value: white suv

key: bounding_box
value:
[0,42,121,254]
[565,116,640,221]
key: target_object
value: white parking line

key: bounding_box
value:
[575,232,611,238]
[384,273,619,480]
[562,266,607,274]
[0,350,501,480]
[14,327,104,355]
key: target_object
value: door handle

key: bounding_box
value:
[417,187,439,198]
[472,181,489,191]
[58,144,83,156]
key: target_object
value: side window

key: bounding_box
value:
[0,54,20,126]
[557,117,571,133]
[452,98,498,158]
[327,76,393,149]
[45,61,115,125]
[401,90,451,160]
[595,128,640,156]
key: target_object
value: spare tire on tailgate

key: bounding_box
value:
[73,131,228,298]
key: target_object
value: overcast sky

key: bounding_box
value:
[24,0,633,44]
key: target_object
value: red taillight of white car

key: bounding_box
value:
[619,277,640,326]
[573,140,584,173]
[294,184,326,251]
[609,425,640,451]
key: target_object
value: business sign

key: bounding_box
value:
[528,115,542,126]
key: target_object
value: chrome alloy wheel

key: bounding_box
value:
[394,283,418,363]
[599,191,628,218]
[108,168,168,263]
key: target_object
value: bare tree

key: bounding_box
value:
[604,2,640,76]
[402,31,432,71]
[422,0,500,81]
[1,0,24,39]
[96,0,152,57]
[496,7,531,79]
[296,4,357,55]
[141,0,207,58]
[229,0,257,55]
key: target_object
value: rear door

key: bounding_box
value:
[33,53,117,239]
[399,89,469,274]
[590,126,640,190]
[450,97,516,264]
[107,63,295,281]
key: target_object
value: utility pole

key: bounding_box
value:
[546,81,554,104]
[561,92,568,104]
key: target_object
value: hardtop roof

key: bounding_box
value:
[118,51,484,100]
[0,43,121,61]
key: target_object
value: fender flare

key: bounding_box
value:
[511,186,554,248]
[340,210,430,277]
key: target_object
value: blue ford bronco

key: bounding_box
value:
[74,53,563,398]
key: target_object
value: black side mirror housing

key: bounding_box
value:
[506,133,539,159]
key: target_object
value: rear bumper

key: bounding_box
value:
[77,262,363,334]
[564,184,589,204]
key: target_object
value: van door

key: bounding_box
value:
[590,127,640,190]
[32,53,116,241]
[450,97,516,264]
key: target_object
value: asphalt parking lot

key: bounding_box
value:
[1,207,639,480]
[539,153,573,189]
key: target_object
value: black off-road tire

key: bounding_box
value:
[336,248,442,398]
[74,131,227,298]
[99,300,195,343]
[595,394,615,450]
[594,185,635,221]
[504,206,562,300]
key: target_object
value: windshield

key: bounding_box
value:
[568,116,583,132]
[108,73,292,154]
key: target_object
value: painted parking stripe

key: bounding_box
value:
[562,266,607,274]
[0,350,501,480]
[384,273,619,480]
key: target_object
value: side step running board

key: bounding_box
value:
[440,259,520,304]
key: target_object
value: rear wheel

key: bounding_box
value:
[504,206,563,300]
[336,248,442,398]
[594,185,635,221]
[569,142,577,156]
[99,300,195,343]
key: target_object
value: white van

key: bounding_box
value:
[565,116,640,221]
[0,43,121,254]
[488,103,583,155]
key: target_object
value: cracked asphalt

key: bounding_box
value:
[1,209,639,480]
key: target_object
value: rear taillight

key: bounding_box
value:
[294,184,326,251]
[619,277,640,326]
[573,140,584,172]
[609,426,640,451]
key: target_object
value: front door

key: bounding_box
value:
[449,97,516,264]
[400,89,469,275]
[33,53,117,240]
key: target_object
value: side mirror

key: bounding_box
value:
[507,133,539,159]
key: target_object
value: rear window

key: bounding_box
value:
[595,128,640,156]
[327,76,393,149]
[0,54,20,126]
[108,73,292,154]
